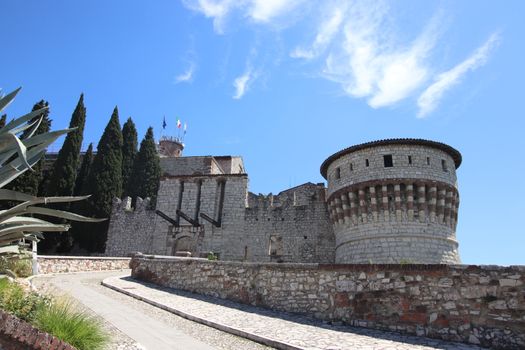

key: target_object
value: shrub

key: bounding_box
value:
[0,280,49,321]
[35,300,109,350]
[0,255,32,277]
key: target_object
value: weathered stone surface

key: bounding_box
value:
[37,256,130,274]
[131,255,525,349]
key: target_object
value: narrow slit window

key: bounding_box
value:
[426,157,430,165]
[365,159,369,167]
[408,155,412,165]
[350,163,353,171]
[335,167,341,179]
[441,159,448,172]
[383,155,393,167]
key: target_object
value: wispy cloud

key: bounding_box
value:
[175,63,196,83]
[417,32,500,118]
[183,1,500,117]
[233,69,253,99]
[290,3,345,59]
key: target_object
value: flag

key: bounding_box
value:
[177,119,182,129]
[162,116,167,130]
[183,122,187,134]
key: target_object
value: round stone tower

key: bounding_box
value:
[320,139,462,264]
[158,137,184,158]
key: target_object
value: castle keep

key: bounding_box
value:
[105,138,462,264]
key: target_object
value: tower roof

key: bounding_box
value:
[320,138,462,179]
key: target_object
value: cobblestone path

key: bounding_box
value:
[103,274,485,350]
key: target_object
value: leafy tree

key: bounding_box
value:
[73,143,94,196]
[121,117,137,197]
[79,107,123,252]
[6,100,51,196]
[0,114,6,128]
[128,127,161,205]
[44,94,86,197]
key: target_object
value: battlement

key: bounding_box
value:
[247,182,326,209]
[112,196,153,213]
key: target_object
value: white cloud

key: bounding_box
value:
[183,1,500,116]
[291,3,345,59]
[417,32,500,118]
[233,69,253,99]
[183,0,236,34]
[175,63,195,83]
[319,1,444,108]
[248,0,304,23]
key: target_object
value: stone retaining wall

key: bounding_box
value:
[131,254,525,349]
[37,256,130,274]
[0,310,76,349]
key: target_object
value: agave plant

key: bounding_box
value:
[0,87,104,254]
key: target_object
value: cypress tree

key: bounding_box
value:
[80,107,123,252]
[6,100,52,196]
[121,117,138,197]
[44,94,86,197]
[73,143,94,196]
[128,127,161,205]
[0,114,6,128]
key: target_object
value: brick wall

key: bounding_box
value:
[131,255,525,349]
[0,310,76,349]
[37,256,130,274]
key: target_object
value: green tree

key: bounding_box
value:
[128,127,161,205]
[121,117,137,197]
[6,100,52,196]
[80,107,123,252]
[0,114,6,128]
[74,143,94,196]
[44,94,86,197]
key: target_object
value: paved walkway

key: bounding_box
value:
[103,274,485,350]
[32,271,270,350]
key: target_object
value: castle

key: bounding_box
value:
[105,138,461,264]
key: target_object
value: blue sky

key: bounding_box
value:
[2,1,524,265]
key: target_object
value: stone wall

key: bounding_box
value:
[131,255,525,349]
[105,197,157,256]
[37,256,130,274]
[0,310,76,349]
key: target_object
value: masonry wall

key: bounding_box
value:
[37,256,130,274]
[131,255,525,349]
[244,183,335,263]
[105,197,157,256]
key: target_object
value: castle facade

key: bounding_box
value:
[105,138,461,264]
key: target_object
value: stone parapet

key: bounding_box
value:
[37,256,130,274]
[130,255,525,349]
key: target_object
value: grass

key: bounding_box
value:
[34,301,109,350]
[0,278,109,350]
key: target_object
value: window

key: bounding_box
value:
[335,167,341,179]
[350,163,354,171]
[408,155,412,165]
[383,155,393,167]
[426,157,430,165]
[441,159,448,172]
[365,159,370,167]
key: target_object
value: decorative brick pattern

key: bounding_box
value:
[131,255,525,350]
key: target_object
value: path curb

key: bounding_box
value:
[102,276,303,350]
